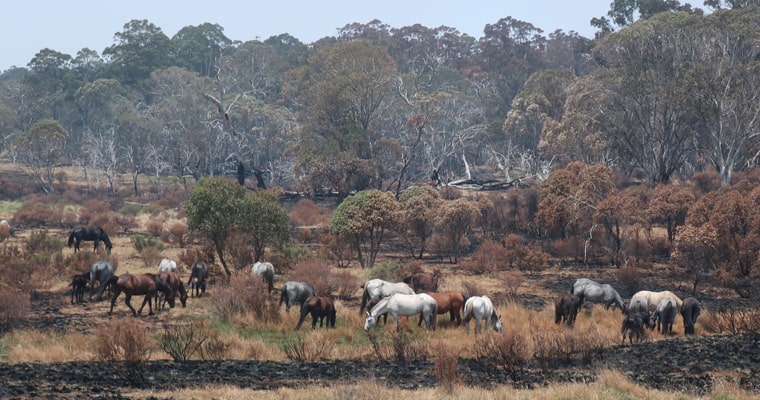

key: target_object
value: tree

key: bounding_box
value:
[329,190,398,268]
[396,185,442,258]
[103,19,173,85]
[238,190,290,262]
[435,197,479,263]
[13,119,68,193]
[171,23,232,77]
[647,184,695,243]
[185,177,246,277]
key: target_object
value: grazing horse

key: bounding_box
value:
[462,295,503,335]
[364,293,438,332]
[403,271,440,293]
[419,291,465,327]
[681,297,701,335]
[70,272,90,304]
[155,271,188,310]
[571,278,625,311]
[187,261,209,298]
[621,312,646,344]
[107,273,174,317]
[252,261,275,292]
[279,281,316,312]
[157,259,178,273]
[554,293,583,327]
[67,226,112,253]
[359,279,414,316]
[295,296,336,330]
[631,290,683,312]
[90,261,115,301]
[0,219,13,239]
[651,298,677,335]
[627,295,654,329]
[366,297,389,325]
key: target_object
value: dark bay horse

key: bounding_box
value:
[68,226,112,253]
[295,296,336,330]
[419,291,465,327]
[555,293,583,327]
[403,271,440,293]
[107,273,174,317]
[681,297,701,335]
[70,272,90,304]
[155,271,188,310]
[187,261,209,297]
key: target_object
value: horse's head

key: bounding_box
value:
[364,311,377,331]
[493,315,504,333]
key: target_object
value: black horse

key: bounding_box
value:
[68,227,112,253]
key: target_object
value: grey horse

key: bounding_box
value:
[279,281,316,312]
[90,261,115,301]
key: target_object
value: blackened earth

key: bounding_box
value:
[3,292,760,399]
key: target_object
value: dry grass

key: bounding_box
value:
[123,371,760,400]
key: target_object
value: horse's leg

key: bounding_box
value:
[124,294,137,316]
[392,313,400,332]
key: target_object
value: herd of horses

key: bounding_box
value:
[559,277,702,344]
[64,226,702,343]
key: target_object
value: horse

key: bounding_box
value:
[155,271,188,310]
[252,261,275,292]
[107,273,174,317]
[67,226,112,253]
[364,293,438,332]
[681,297,701,335]
[279,281,316,312]
[157,258,178,273]
[462,295,503,335]
[359,279,414,315]
[554,293,583,327]
[0,219,13,239]
[295,296,336,330]
[403,271,440,293]
[627,295,655,329]
[187,261,209,298]
[419,291,465,327]
[70,272,90,304]
[621,312,645,344]
[90,261,115,301]
[571,278,625,311]
[651,298,677,335]
[366,297,389,325]
[631,290,683,312]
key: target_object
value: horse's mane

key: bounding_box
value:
[369,296,391,316]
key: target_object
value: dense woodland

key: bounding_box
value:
[1,2,760,295]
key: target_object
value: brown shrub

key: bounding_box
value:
[331,269,359,300]
[94,318,152,363]
[210,274,280,324]
[474,329,532,384]
[532,324,608,369]
[617,258,644,296]
[465,240,508,275]
[281,332,332,362]
[461,281,484,299]
[701,307,760,335]
[160,320,222,361]
[549,237,584,260]
[166,221,188,247]
[432,342,463,390]
[502,270,525,302]
[290,198,331,228]
[114,214,138,233]
[146,220,164,238]
[224,232,255,271]
[13,196,63,227]
[317,231,354,268]
[0,288,30,333]
[289,259,336,296]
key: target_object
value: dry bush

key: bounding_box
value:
[520,243,548,276]
[160,320,212,361]
[224,232,255,271]
[0,246,32,292]
[701,307,760,335]
[461,281,484,299]
[474,329,532,384]
[432,341,463,390]
[131,234,164,268]
[290,198,331,227]
[0,288,30,333]
[146,219,164,237]
[94,318,152,363]
[332,269,359,300]
[501,270,524,303]
[288,259,335,296]
[281,331,333,362]
[114,213,138,233]
[317,230,354,268]
[210,274,280,324]
[617,258,644,296]
[166,221,188,247]
[366,330,428,362]
[549,237,584,261]
[532,323,608,369]
[156,187,188,210]
[12,196,63,227]
[465,240,508,274]
[78,199,112,225]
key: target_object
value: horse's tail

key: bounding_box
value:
[67,231,75,248]
[97,275,119,301]
[279,286,287,307]
[359,287,370,315]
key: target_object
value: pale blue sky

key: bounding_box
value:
[2,0,612,71]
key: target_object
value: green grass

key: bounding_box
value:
[0,200,23,219]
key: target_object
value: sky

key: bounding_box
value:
[2,0,612,71]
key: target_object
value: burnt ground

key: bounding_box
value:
[2,289,760,399]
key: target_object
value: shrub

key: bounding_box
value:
[617,258,644,296]
[288,259,335,296]
[146,219,164,238]
[118,203,142,217]
[160,320,219,361]
[432,342,463,390]
[465,240,508,274]
[318,230,354,268]
[94,318,152,363]
[167,221,188,247]
[290,198,331,228]
[209,275,280,324]
[281,332,332,362]
[0,288,30,333]
[332,269,359,300]
[532,324,608,369]
[701,307,760,335]
[474,330,532,384]
[224,232,255,271]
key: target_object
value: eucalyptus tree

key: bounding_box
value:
[102,19,173,85]
[171,23,233,78]
[12,119,68,193]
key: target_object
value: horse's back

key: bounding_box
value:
[158,259,178,273]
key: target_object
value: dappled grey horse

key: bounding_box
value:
[571,278,626,311]
[90,261,115,301]
[279,281,316,312]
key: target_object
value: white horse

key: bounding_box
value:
[364,293,438,331]
[157,258,178,273]
[462,295,503,335]
[631,290,683,312]
[90,261,115,301]
[359,279,414,315]
[571,278,626,311]
[252,261,275,292]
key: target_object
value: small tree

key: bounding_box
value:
[396,185,442,259]
[329,189,398,268]
[238,190,290,262]
[435,198,479,263]
[13,119,69,193]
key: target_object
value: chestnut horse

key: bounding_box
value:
[295,296,336,330]
[155,271,188,310]
[554,293,583,327]
[418,291,464,327]
[107,273,174,317]
[403,271,440,293]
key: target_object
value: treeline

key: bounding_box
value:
[0,2,758,197]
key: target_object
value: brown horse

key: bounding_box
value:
[70,272,90,304]
[403,271,440,293]
[155,271,188,310]
[418,291,464,327]
[554,293,583,327]
[107,273,174,317]
[295,296,336,330]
